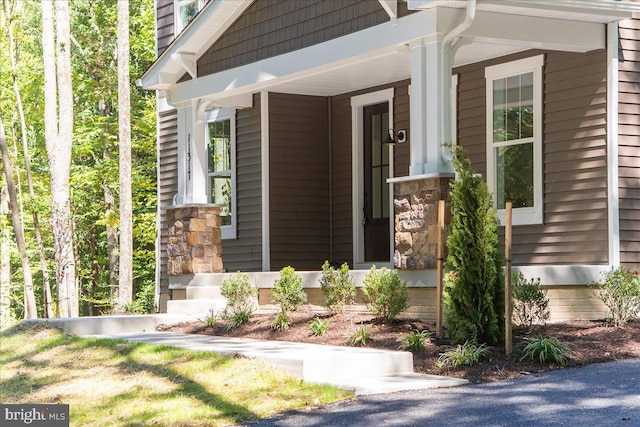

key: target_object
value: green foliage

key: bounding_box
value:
[124,280,155,314]
[397,329,433,352]
[512,272,550,328]
[271,311,290,331]
[346,326,371,347]
[520,336,570,365]
[225,310,252,332]
[221,272,257,316]
[271,266,307,313]
[592,267,640,327]
[437,341,490,368]
[444,146,504,345]
[320,261,356,314]
[308,317,330,337]
[200,309,219,328]
[362,266,408,322]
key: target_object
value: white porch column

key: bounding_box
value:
[409,36,455,176]
[180,101,208,205]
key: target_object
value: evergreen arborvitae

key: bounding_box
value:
[444,147,505,345]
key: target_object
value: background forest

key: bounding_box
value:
[0,0,157,323]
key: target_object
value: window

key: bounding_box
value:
[174,0,206,35]
[205,109,236,239]
[485,55,543,225]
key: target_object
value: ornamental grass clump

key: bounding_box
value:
[362,266,408,323]
[221,272,258,330]
[308,317,330,337]
[397,329,433,352]
[271,266,307,330]
[320,261,356,314]
[512,272,550,328]
[346,326,371,347]
[437,341,489,368]
[520,336,570,365]
[592,267,640,327]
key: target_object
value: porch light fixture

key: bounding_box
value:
[385,129,407,146]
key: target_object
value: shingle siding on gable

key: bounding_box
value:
[455,49,609,266]
[196,0,391,78]
[618,17,640,270]
[156,0,175,56]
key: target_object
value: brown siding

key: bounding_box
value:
[619,17,640,270]
[222,94,263,271]
[393,80,411,177]
[158,109,178,312]
[269,93,330,270]
[197,0,389,78]
[156,0,175,56]
[455,50,609,265]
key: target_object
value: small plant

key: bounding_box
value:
[520,336,570,365]
[397,329,433,352]
[512,272,550,328]
[271,311,290,331]
[308,317,330,337]
[346,326,371,347]
[199,309,219,328]
[271,266,307,312]
[362,266,408,322]
[221,272,258,330]
[592,267,640,327]
[437,341,489,368]
[225,311,252,331]
[320,261,356,314]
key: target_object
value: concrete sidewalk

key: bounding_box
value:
[26,315,468,395]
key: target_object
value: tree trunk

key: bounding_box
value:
[117,0,133,309]
[104,183,119,305]
[0,186,12,327]
[42,0,77,317]
[4,0,54,318]
[0,115,38,319]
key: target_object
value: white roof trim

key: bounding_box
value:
[140,0,254,89]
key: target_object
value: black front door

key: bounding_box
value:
[363,103,390,262]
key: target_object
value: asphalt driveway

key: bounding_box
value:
[247,358,640,427]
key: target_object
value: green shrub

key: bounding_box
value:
[444,146,504,345]
[362,266,408,322]
[199,309,219,328]
[225,310,252,331]
[520,336,570,365]
[271,311,290,331]
[124,280,156,314]
[437,341,489,368]
[308,317,330,337]
[592,267,640,327]
[271,266,307,313]
[221,272,258,316]
[397,329,433,352]
[512,272,550,328]
[346,326,371,347]
[320,261,356,314]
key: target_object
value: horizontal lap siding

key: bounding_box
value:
[455,50,609,265]
[156,0,174,55]
[158,109,178,312]
[269,93,330,270]
[197,0,388,77]
[393,80,411,177]
[619,18,640,270]
[222,94,262,271]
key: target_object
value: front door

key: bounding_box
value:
[363,103,390,262]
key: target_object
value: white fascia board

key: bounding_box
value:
[141,0,253,90]
[465,10,605,53]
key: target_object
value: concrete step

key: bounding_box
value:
[166,299,227,316]
[186,286,225,300]
[24,314,200,335]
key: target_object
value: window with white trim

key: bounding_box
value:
[174,0,206,35]
[205,109,236,239]
[485,55,543,225]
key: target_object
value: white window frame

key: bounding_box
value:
[204,108,237,240]
[485,55,544,226]
[174,0,206,35]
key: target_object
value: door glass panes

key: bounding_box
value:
[496,143,533,209]
[371,112,389,219]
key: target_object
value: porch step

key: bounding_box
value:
[186,286,224,300]
[166,299,227,316]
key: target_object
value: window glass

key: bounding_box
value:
[496,143,533,209]
[207,119,232,226]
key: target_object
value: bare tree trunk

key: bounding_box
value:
[0,115,38,319]
[0,186,12,327]
[117,0,133,309]
[4,0,54,318]
[42,0,77,317]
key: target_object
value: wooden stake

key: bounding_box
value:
[436,199,445,339]
[505,202,513,355]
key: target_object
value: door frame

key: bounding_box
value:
[350,88,394,269]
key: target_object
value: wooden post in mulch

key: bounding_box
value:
[436,199,445,339]
[505,201,513,355]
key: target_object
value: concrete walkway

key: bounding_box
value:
[26,315,467,395]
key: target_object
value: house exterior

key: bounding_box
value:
[141,0,640,321]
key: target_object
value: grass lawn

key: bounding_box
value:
[0,323,352,426]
